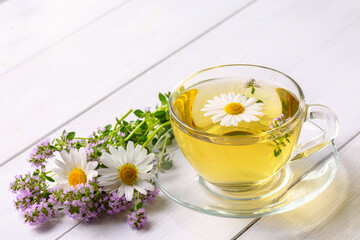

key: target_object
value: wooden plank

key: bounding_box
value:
[0,0,126,75]
[2,0,360,238]
[238,134,360,239]
[0,0,254,165]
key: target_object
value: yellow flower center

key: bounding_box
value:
[118,164,138,185]
[224,102,245,115]
[68,169,87,187]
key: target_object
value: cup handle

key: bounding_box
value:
[291,104,339,161]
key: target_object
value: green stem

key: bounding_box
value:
[110,109,133,139]
[74,137,89,140]
[115,109,133,129]
[124,119,146,141]
[154,133,168,175]
[135,192,140,210]
[141,121,171,148]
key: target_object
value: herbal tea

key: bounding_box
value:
[171,78,302,188]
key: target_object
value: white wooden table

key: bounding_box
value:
[1,0,360,239]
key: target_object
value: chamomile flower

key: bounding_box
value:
[97,142,155,201]
[201,92,264,127]
[52,148,98,188]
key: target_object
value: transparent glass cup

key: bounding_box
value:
[169,64,339,193]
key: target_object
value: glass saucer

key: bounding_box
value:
[152,121,338,218]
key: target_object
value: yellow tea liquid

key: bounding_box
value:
[171,78,302,188]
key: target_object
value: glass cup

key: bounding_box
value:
[169,64,339,193]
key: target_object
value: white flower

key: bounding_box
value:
[52,148,98,188]
[201,92,264,127]
[97,141,155,201]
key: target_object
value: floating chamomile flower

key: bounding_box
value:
[52,148,98,188]
[201,92,264,127]
[98,141,155,201]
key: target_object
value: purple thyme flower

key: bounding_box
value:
[245,78,260,88]
[140,182,159,203]
[22,200,58,226]
[144,107,151,112]
[28,138,54,168]
[269,114,289,129]
[127,208,147,230]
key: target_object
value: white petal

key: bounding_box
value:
[230,116,238,126]
[98,168,119,182]
[243,97,257,107]
[137,180,155,192]
[220,93,230,103]
[246,107,264,112]
[97,176,116,186]
[204,110,226,116]
[233,94,242,103]
[134,184,147,195]
[103,180,122,193]
[138,172,154,180]
[126,141,135,164]
[86,170,98,180]
[125,185,134,201]
[244,110,264,116]
[85,161,98,175]
[100,153,120,169]
[137,153,155,168]
[69,148,80,169]
[78,148,88,170]
[52,167,68,182]
[211,113,227,122]
[239,94,248,104]
[241,115,251,122]
[108,146,122,164]
[98,168,117,175]
[60,150,75,170]
[117,184,126,197]
[220,115,232,127]
[132,144,144,165]
[54,159,68,172]
[245,114,260,121]
[138,164,153,173]
[207,101,224,107]
[214,96,226,105]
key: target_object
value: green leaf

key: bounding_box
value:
[45,176,55,182]
[160,161,173,170]
[140,122,148,130]
[251,88,255,94]
[139,135,147,142]
[159,93,167,105]
[115,117,122,125]
[105,124,112,131]
[274,148,282,157]
[66,132,75,140]
[154,110,166,119]
[134,109,144,118]
[256,100,263,103]
[120,126,127,133]
[136,201,143,210]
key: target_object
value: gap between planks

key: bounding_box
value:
[233,132,360,239]
[0,0,258,168]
